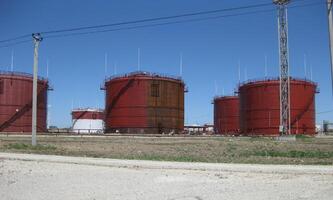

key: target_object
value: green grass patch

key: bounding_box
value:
[252,150,333,158]
[295,135,313,141]
[5,143,56,151]
[120,154,206,163]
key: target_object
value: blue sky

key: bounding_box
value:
[0,0,332,127]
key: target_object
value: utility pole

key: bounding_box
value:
[32,33,42,146]
[327,0,333,95]
[273,0,291,135]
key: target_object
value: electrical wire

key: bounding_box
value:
[43,1,323,40]
[40,0,317,36]
[0,0,315,43]
[40,2,273,35]
[0,39,31,49]
[316,110,333,115]
[44,9,276,39]
[0,0,323,48]
[0,34,31,43]
[0,2,273,44]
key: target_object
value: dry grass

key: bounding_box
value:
[0,135,333,165]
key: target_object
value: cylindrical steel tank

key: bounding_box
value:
[0,71,49,133]
[213,96,240,135]
[103,72,185,134]
[72,108,104,134]
[239,78,317,136]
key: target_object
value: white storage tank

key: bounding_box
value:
[71,108,104,134]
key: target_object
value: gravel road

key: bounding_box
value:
[0,153,332,200]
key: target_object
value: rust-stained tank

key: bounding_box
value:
[213,96,240,135]
[239,78,317,136]
[0,71,49,133]
[103,71,185,134]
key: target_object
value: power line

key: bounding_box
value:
[0,39,31,49]
[0,0,323,48]
[40,0,315,36]
[316,110,333,115]
[43,1,323,40]
[40,2,273,35]
[0,34,31,43]
[43,9,276,39]
[0,0,315,44]
[0,2,271,44]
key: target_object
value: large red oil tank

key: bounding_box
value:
[239,78,317,136]
[103,72,185,134]
[0,71,49,133]
[213,96,240,135]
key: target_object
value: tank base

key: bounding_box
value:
[275,135,296,141]
[105,128,183,134]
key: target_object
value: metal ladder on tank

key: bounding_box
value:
[105,78,136,119]
[290,93,316,133]
[71,110,89,131]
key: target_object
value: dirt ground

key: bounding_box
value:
[1,153,333,200]
[0,134,333,165]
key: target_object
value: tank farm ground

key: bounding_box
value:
[0,134,333,165]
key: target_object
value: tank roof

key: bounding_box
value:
[214,95,239,101]
[0,70,48,82]
[239,77,317,88]
[105,71,184,83]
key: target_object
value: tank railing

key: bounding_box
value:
[47,84,54,91]
[213,94,238,100]
[100,84,106,90]
[184,86,189,93]
[103,71,183,83]
[0,70,48,81]
[238,76,318,87]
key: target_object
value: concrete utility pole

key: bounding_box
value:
[273,0,291,135]
[32,33,43,146]
[327,0,333,96]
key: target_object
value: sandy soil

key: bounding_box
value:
[0,153,332,200]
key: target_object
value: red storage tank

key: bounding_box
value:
[103,72,185,134]
[239,78,317,136]
[213,96,240,135]
[0,71,49,133]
